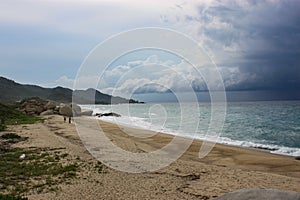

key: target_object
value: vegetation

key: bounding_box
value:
[0,133,78,195]
[0,148,78,194]
[0,194,28,200]
[0,76,141,104]
[95,161,104,174]
[0,125,6,132]
[0,133,27,145]
[0,103,43,131]
[1,133,21,139]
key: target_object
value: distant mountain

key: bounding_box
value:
[0,77,141,104]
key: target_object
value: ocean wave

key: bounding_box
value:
[81,104,300,157]
[96,115,300,157]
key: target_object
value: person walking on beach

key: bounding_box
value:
[59,105,73,124]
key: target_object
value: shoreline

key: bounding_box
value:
[96,116,299,158]
[91,117,300,178]
[97,118,296,158]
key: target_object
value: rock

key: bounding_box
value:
[59,105,73,117]
[45,101,57,110]
[19,154,26,160]
[51,106,60,114]
[96,112,121,117]
[40,110,54,116]
[18,97,46,115]
[54,106,60,112]
[58,103,83,117]
[70,103,81,116]
[215,188,300,200]
[79,110,93,116]
[36,106,44,113]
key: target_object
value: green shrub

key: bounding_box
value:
[0,103,42,126]
[0,148,77,195]
[0,194,28,200]
[0,125,6,132]
[1,133,21,139]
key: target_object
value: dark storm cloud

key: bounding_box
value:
[241,1,300,90]
[191,0,300,91]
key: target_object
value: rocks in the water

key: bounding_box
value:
[215,188,300,200]
[40,110,54,116]
[95,112,121,117]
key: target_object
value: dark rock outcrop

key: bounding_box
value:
[95,112,121,117]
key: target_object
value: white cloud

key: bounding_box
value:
[54,76,74,88]
[47,53,258,94]
[99,54,253,95]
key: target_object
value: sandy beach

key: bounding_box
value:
[7,115,300,199]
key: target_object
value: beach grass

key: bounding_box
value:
[1,133,21,139]
[95,161,104,174]
[0,194,28,200]
[0,134,78,195]
[0,125,6,132]
[0,148,78,195]
[0,103,80,196]
[0,103,43,130]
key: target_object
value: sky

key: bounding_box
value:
[0,0,299,100]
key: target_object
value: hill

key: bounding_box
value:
[0,77,140,104]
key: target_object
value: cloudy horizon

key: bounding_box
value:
[1,0,299,100]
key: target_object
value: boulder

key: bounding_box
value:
[59,105,73,117]
[51,106,60,114]
[19,97,46,115]
[70,103,81,116]
[45,101,57,110]
[54,106,60,112]
[40,110,54,116]
[79,110,93,116]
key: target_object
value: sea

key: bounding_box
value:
[81,101,300,157]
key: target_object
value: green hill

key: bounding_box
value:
[0,77,140,104]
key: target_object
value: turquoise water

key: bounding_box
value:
[81,101,300,156]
